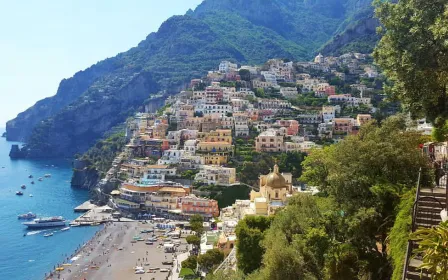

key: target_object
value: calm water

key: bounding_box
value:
[0,129,99,280]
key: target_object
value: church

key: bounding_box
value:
[249,164,293,215]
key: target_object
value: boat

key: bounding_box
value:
[29,194,33,197]
[23,216,66,229]
[18,212,37,219]
[61,227,70,231]
[43,233,53,237]
[21,185,26,189]
[30,181,35,184]
[28,175,33,178]
[44,174,51,178]
[38,177,43,181]
[16,191,23,196]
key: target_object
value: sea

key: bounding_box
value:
[0,128,99,280]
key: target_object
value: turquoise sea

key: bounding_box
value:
[0,128,99,279]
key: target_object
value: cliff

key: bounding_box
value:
[71,159,101,190]
[7,0,375,158]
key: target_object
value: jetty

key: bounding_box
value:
[71,205,114,226]
[74,200,96,212]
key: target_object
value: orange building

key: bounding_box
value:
[181,195,219,217]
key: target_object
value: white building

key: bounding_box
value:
[142,165,177,180]
[219,61,238,73]
[280,87,299,99]
[158,149,186,165]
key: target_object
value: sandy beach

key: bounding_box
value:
[45,221,190,280]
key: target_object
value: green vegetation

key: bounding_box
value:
[231,115,430,280]
[374,0,448,131]
[186,235,201,247]
[389,189,415,280]
[179,267,200,280]
[410,221,448,279]
[182,255,198,271]
[79,128,127,176]
[235,216,272,274]
[190,214,204,236]
[197,248,225,272]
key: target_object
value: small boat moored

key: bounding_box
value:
[31,181,35,184]
[38,178,43,181]
[18,212,37,219]
[61,227,70,231]
[43,233,53,237]
[21,185,26,189]
[44,174,51,178]
[28,175,33,178]
[16,191,24,196]
[29,194,33,197]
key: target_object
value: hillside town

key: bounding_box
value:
[78,52,412,272]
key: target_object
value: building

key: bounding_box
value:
[195,165,236,186]
[275,120,299,136]
[219,61,238,73]
[322,106,336,123]
[280,87,299,99]
[356,114,372,125]
[248,164,293,215]
[255,129,285,152]
[181,195,219,217]
[142,165,177,181]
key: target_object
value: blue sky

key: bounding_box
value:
[0,0,203,126]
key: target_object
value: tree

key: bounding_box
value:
[373,0,448,129]
[235,215,272,274]
[197,249,224,271]
[182,255,198,271]
[186,235,201,247]
[190,214,204,236]
[300,115,431,279]
[410,221,448,279]
[239,69,251,81]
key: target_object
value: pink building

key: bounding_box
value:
[181,195,219,217]
[276,120,299,136]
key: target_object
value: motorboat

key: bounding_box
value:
[43,233,53,237]
[18,212,37,219]
[28,175,33,178]
[29,194,33,197]
[21,185,26,189]
[38,177,43,181]
[44,174,51,178]
[23,216,66,228]
[16,191,23,196]
[61,227,70,231]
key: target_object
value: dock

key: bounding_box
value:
[74,200,97,212]
[71,205,114,226]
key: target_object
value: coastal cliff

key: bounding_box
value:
[71,159,100,190]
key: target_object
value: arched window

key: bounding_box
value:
[275,192,279,199]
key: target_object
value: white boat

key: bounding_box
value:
[23,216,66,229]
[18,212,37,219]
[21,185,26,189]
[29,194,33,197]
[44,233,53,237]
[38,177,43,181]
[61,227,70,231]
[44,174,51,178]
[16,191,23,196]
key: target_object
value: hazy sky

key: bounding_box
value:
[0,0,203,126]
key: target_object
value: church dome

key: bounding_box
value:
[265,164,287,189]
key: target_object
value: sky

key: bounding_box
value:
[0,0,203,127]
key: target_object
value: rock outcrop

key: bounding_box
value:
[71,159,101,190]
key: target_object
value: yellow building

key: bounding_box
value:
[201,154,228,166]
[204,129,232,143]
[197,141,233,154]
[249,164,292,215]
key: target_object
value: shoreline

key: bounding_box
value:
[44,223,110,280]
[44,220,190,280]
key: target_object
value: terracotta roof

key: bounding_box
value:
[158,187,186,193]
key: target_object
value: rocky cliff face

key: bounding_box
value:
[71,159,100,189]
[6,59,120,142]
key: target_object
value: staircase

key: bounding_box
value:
[402,170,447,280]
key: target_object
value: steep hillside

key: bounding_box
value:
[7,0,375,158]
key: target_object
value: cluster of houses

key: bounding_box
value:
[106,52,385,221]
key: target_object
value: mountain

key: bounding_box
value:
[6,0,376,158]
